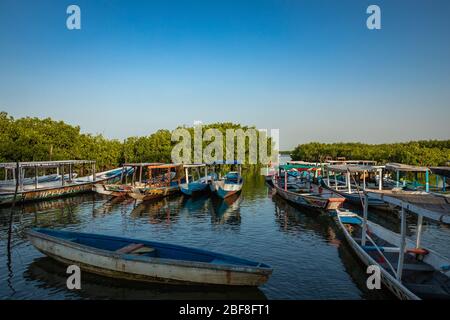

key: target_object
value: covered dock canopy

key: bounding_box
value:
[182,163,206,168]
[123,162,163,167]
[279,164,320,170]
[326,160,377,165]
[385,163,429,172]
[0,160,96,169]
[366,190,450,225]
[287,161,325,166]
[430,167,450,178]
[327,164,382,173]
[206,160,242,165]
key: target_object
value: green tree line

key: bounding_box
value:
[0,112,274,171]
[291,141,450,166]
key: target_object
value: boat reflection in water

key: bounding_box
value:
[271,191,394,299]
[24,257,267,300]
[210,194,242,225]
[129,196,184,224]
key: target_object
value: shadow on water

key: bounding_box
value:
[24,257,267,300]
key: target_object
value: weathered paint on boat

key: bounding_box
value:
[179,181,209,196]
[274,178,345,211]
[129,185,180,201]
[334,209,450,300]
[334,210,418,300]
[27,228,272,286]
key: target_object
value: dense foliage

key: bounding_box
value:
[291,141,450,166]
[0,112,274,171]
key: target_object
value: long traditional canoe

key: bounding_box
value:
[273,177,345,211]
[0,168,132,206]
[334,208,450,300]
[27,228,273,286]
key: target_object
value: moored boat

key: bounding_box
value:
[0,161,130,206]
[129,164,182,201]
[333,193,450,300]
[320,164,388,208]
[209,161,244,199]
[179,163,212,196]
[273,164,345,211]
[27,228,273,286]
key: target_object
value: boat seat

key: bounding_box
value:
[116,243,147,254]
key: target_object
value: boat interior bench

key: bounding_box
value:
[116,243,156,256]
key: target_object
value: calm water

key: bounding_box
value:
[1,173,449,300]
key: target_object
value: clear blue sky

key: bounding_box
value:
[1,0,449,149]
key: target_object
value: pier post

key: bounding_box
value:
[284,170,287,191]
[396,170,400,188]
[185,168,189,184]
[326,167,330,186]
[334,172,338,190]
[139,166,143,184]
[425,170,429,192]
[378,168,383,190]
[61,165,65,187]
[92,163,96,182]
[416,215,423,249]
[362,171,366,190]
[361,193,368,246]
[444,177,446,192]
[347,171,351,193]
[34,166,38,189]
[397,205,407,281]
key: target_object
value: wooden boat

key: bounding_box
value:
[0,161,130,206]
[179,164,211,196]
[93,163,167,197]
[27,228,273,286]
[320,164,388,208]
[209,161,244,199]
[273,164,345,211]
[333,200,450,299]
[129,164,182,201]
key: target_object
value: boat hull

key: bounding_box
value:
[129,185,180,201]
[274,181,344,211]
[319,179,388,208]
[334,211,420,300]
[27,229,272,286]
[180,182,209,197]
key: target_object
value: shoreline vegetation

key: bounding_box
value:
[0,112,272,172]
[1,112,448,171]
[291,141,450,166]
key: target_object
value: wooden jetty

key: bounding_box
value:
[0,160,127,206]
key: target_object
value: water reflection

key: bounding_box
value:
[24,257,267,300]
[210,194,242,225]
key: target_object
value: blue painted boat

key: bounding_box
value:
[179,164,212,196]
[27,228,272,286]
[209,161,244,199]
